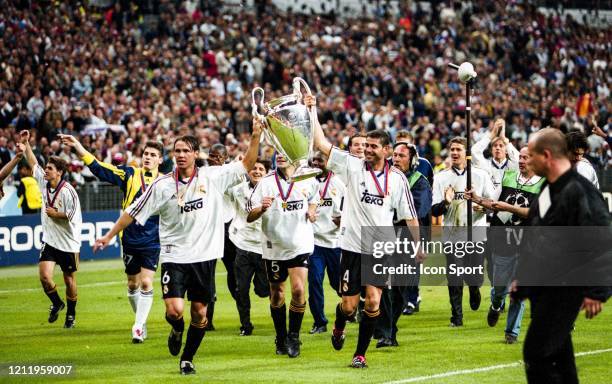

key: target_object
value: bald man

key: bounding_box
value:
[514,128,610,384]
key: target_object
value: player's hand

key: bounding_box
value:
[581,297,603,319]
[252,118,263,136]
[261,196,274,212]
[464,189,476,201]
[306,209,318,223]
[415,250,426,264]
[492,118,505,138]
[45,207,59,218]
[15,143,25,157]
[444,185,455,204]
[491,201,513,212]
[93,236,111,252]
[472,204,486,213]
[19,130,30,143]
[304,94,316,109]
[58,134,78,147]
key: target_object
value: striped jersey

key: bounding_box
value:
[83,153,160,251]
[127,162,246,264]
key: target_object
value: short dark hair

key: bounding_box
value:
[566,131,588,152]
[47,156,68,177]
[533,128,568,159]
[347,133,366,148]
[254,158,271,171]
[144,141,163,156]
[366,130,390,147]
[448,136,467,149]
[174,135,199,152]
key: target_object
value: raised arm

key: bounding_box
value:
[19,131,38,170]
[304,95,332,157]
[241,118,263,171]
[0,145,24,183]
[59,134,129,187]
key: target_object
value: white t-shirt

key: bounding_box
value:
[432,166,496,227]
[313,173,345,249]
[34,165,82,253]
[248,171,319,260]
[327,147,417,254]
[228,180,262,254]
[472,136,519,189]
[128,162,246,264]
[576,159,600,189]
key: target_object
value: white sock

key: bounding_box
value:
[135,289,153,326]
[127,288,140,314]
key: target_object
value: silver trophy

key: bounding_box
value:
[251,77,321,182]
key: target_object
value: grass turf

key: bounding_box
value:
[0,258,609,383]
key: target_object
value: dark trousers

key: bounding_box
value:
[523,287,583,384]
[307,245,341,327]
[223,222,238,301]
[446,250,484,322]
[234,248,269,328]
[376,286,406,339]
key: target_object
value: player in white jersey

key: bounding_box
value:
[307,151,346,334]
[94,125,262,375]
[309,95,422,369]
[247,153,319,358]
[431,137,496,327]
[228,159,271,336]
[566,131,600,188]
[472,119,519,189]
[20,130,82,329]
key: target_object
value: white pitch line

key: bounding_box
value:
[0,272,227,294]
[382,348,612,384]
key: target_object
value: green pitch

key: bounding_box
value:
[0,259,610,383]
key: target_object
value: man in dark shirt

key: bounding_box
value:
[513,128,611,384]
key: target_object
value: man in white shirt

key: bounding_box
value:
[431,137,496,327]
[310,96,422,369]
[308,151,346,335]
[94,124,261,375]
[228,159,271,336]
[472,119,520,189]
[566,131,600,189]
[247,154,319,358]
[20,130,82,329]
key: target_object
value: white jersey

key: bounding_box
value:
[472,136,519,189]
[327,147,417,254]
[576,159,600,189]
[248,171,318,261]
[227,180,262,254]
[432,166,496,227]
[128,162,246,264]
[313,173,345,249]
[34,165,82,253]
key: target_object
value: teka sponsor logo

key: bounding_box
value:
[319,198,332,207]
[283,200,304,212]
[181,198,204,213]
[361,191,383,206]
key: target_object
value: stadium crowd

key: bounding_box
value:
[0,0,610,190]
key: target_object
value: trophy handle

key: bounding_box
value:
[292,77,312,103]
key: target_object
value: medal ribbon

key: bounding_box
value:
[140,171,148,194]
[367,162,389,197]
[274,172,294,207]
[319,172,333,199]
[46,180,66,208]
[174,167,198,202]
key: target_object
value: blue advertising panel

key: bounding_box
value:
[0,210,121,267]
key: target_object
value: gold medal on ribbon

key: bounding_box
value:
[282,201,288,210]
